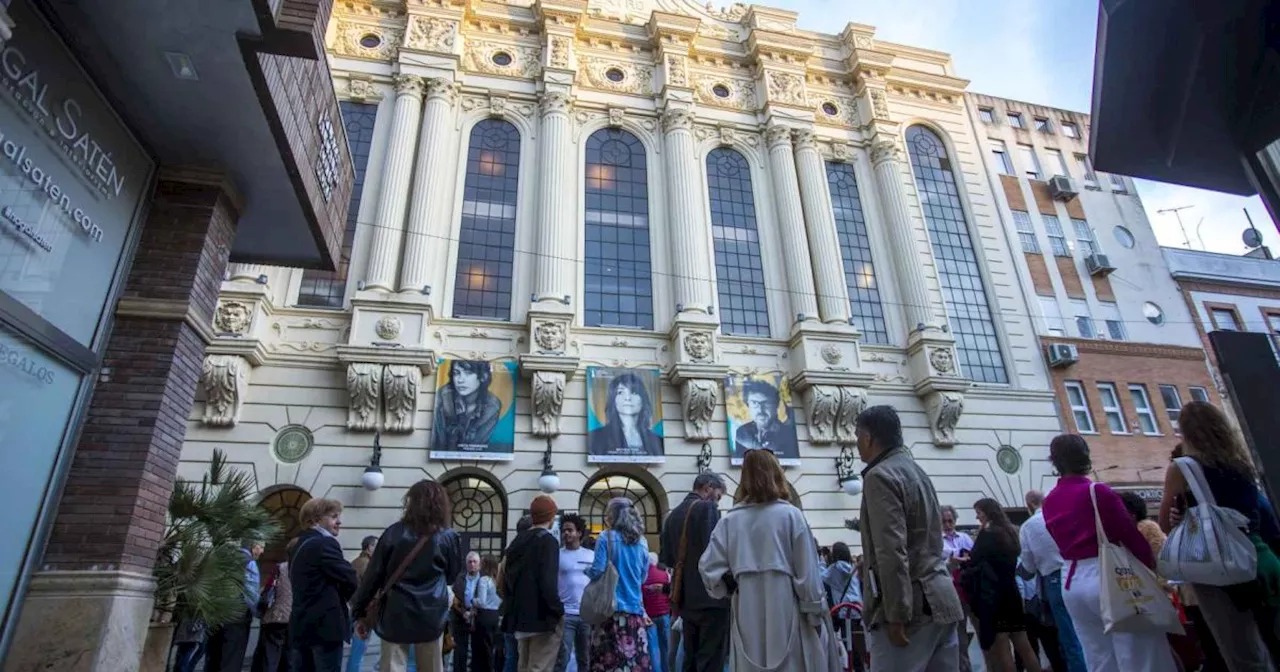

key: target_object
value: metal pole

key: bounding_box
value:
[1158,205,1195,248]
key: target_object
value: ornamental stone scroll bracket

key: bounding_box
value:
[681,378,719,441]
[531,370,566,437]
[200,354,250,426]
[346,362,384,432]
[804,384,867,445]
[382,364,421,433]
[925,389,965,447]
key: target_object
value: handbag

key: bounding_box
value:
[360,533,431,631]
[256,565,278,618]
[670,501,704,610]
[579,530,620,626]
[1158,456,1258,586]
[1090,483,1183,635]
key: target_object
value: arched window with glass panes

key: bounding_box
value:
[583,128,653,330]
[452,119,521,321]
[904,125,1008,384]
[707,148,769,337]
[825,161,888,344]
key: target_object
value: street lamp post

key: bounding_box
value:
[835,444,862,496]
[538,437,560,494]
[696,443,713,474]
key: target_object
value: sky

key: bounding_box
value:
[770,0,1279,255]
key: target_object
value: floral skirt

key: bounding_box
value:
[589,613,651,672]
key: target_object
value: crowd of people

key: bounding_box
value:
[169,399,1280,672]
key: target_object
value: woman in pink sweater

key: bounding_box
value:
[1040,434,1175,672]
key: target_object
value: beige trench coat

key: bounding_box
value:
[698,500,842,672]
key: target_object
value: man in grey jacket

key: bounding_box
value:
[856,406,964,671]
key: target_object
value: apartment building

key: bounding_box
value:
[967,94,1217,491]
[1165,246,1280,367]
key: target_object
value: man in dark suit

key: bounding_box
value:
[659,473,728,672]
[289,498,359,672]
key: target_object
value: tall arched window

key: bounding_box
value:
[443,474,508,558]
[826,162,888,345]
[905,126,1008,384]
[453,119,521,320]
[707,148,769,336]
[584,128,653,330]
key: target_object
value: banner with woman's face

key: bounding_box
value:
[586,367,665,463]
[430,359,517,461]
[725,372,799,466]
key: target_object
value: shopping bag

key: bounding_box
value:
[1091,483,1184,635]
[1158,457,1257,586]
[580,530,619,626]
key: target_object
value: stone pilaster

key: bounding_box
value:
[793,129,851,324]
[765,124,820,323]
[398,77,461,298]
[362,74,425,293]
[662,108,715,317]
[531,91,576,310]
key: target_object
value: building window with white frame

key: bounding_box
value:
[991,139,1015,175]
[1076,153,1098,185]
[1159,384,1183,432]
[1189,386,1210,403]
[1071,218,1097,255]
[1047,148,1070,177]
[1035,117,1051,133]
[979,107,995,123]
[1062,121,1079,138]
[1097,382,1127,433]
[1043,215,1070,256]
[1109,172,1128,192]
[1008,112,1025,129]
[1071,299,1095,338]
[1039,296,1067,335]
[1065,381,1096,433]
[1011,210,1040,253]
[1019,144,1042,180]
[1129,384,1160,434]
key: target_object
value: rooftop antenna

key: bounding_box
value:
[1158,205,1194,248]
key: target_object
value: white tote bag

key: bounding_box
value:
[1158,456,1257,586]
[1090,483,1183,635]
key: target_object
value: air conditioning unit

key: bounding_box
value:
[1048,175,1078,201]
[1047,343,1079,368]
[1085,252,1116,276]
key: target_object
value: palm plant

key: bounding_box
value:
[152,449,280,629]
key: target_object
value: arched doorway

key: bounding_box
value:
[443,473,508,559]
[579,473,663,551]
[259,486,312,566]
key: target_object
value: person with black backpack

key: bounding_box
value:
[352,479,463,672]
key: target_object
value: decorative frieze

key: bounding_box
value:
[331,20,402,61]
[925,390,965,447]
[577,58,654,95]
[382,364,420,433]
[343,76,384,103]
[548,35,573,69]
[812,94,859,127]
[664,54,688,87]
[462,39,542,78]
[200,355,250,426]
[531,371,566,436]
[346,362,384,431]
[681,378,719,441]
[403,15,458,52]
[764,70,806,107]
[693,74,756,111]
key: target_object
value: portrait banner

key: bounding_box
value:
[586,367,665,463]
[430,359,517,461]
[725,372,799,466]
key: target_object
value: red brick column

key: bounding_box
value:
[6,173,239,671]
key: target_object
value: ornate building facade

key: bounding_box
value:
[181,0,1064,555]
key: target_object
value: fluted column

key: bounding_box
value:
[362,75,425,292]
[532,92,575,306]
[663,109,715,315]
[764,125,820,322]
[869,136,933,331]
[398,78,459,294]
[793,130,851,324]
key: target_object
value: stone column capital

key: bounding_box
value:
[662,107,694,133]
[766,124,794,149]
[424,77,459,104]
[792,128,819,153]
[394,74,426,97]
[870,136,902,166]
[539,91,572,117]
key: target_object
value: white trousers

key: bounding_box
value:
[1061,557,1175,672]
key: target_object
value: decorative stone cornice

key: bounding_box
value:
[115,297,215,346]
[394,74,426,97]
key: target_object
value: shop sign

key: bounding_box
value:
[0,0,153,347]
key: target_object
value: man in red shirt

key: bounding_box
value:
[642,552,672,672]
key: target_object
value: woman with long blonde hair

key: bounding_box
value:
[1158,401,1280,670]
[698,449,840,671]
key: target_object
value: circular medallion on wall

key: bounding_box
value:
[273,425,314,464]
[996,444,1022,474]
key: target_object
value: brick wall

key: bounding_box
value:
[41,180,238,573]
[1043,336,1218,486]
[1057,256,1085,299]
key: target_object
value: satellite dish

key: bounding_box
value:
[1244,228,1264,248]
